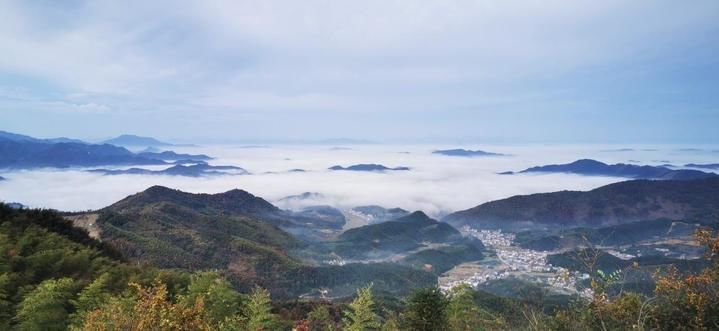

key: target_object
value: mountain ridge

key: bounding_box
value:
[443,177,719,231]
[505,159,715,180]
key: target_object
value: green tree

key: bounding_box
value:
[343,284,381,331]
[183,271,242,326]
[245,286,276,331]
[68,273,112,328]
[446,284,504,330]
[404,287,448,331]
[380,311,400,331]
[79,279,211,330]
[307,305,336,331]
[0,273,16,329]
[15,277,75,331]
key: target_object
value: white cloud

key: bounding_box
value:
[3,144,715,216]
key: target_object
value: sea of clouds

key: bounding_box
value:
[0,144,717,217]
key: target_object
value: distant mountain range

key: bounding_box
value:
[432,149,505,157]
[136,150,211,162]
[600,148,659,152]
[329,164,410,171]
[0,130,223,170]
[88,163,248,177]
[443,176,719,231]
[685,163,719,170]
[102,134,173,147]
[503,159,715,180]
[0,138,166,168]
[0,130,87,144]
[318,138,376,145]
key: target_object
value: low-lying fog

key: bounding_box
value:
[1,144,717,216]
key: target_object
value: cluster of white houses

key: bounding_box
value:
[440,226,593,298]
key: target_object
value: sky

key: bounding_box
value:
[0,0,718,144]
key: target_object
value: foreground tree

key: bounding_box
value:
[650,229,719,329]
[403,287,448,331]
[80,279,211,330]
[69,274,112,328]
[446,284,505,330]
[343,284,381,331]
[182,271,243,327]
[245,286,277,331]
[307,305,336,331]
[15,277,75,331]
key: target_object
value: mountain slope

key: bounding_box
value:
[351,205,410,224]
[98,186,301,281]
[339,211,459,243]
[106,187,353,236]
[443,177,719,230]
[329,211,479,259]
[91,186,435,297]
[106,186,281,216]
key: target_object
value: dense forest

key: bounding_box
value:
[1,203,718,330]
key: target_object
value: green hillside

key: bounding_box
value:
[514,218,702,251]
[444,177,719,230]
[331,211,470,259]
[0,203,191,330]
[88,186,436,297]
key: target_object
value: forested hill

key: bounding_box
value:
[106,185,281,216]
[96,186,301,281]
[83,186,436,297]
[0,203,183,329]
[443,177,719,230]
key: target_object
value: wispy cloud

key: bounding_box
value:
[0,1,717,142]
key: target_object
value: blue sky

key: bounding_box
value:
[0,0,717,143]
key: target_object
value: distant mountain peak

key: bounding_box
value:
[432,149,505,157]
[144,185,177,195]
[329,164,410,171]
[513,159,715,180]
[398,210,431,222]
[103,134,172,147]
[109,185,280,216]
[220,188,255,197]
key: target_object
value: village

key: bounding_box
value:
[439,226,593,298]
